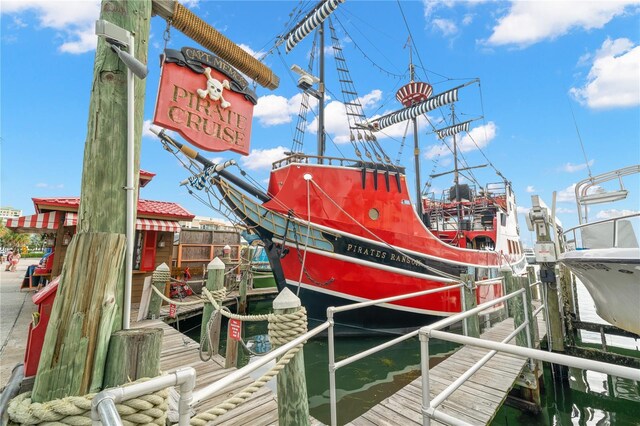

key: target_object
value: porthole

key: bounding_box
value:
[369,208,380,220]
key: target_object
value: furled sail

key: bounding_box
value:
[285,0,345,52]
[436,120,471,139]
[362,88,459,131]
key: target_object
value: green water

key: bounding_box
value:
[179,295,640,425]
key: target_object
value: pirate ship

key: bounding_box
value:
[154,0,526,332]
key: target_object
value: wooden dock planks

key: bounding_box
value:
[347,314,547,426]
[136,318,280,425]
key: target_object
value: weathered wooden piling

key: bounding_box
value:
[200,258,225,354]
[461,273,479,338]
[502,268,527,348]
[238,248,249,314]
[31,233,126,401]
[103,328,163,388]
[148,263,171,320]
[272,289,310,426]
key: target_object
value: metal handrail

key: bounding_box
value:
[326,279,530,426]
[92,321,332,425]
[563,212,640,249]
[192,321,330,404]
[419,329,640,426]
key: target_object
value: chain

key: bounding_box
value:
[163,20,172,51]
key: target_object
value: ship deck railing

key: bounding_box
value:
[271,153,406,174]
[563,212,640,250]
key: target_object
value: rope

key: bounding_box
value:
[171,2,279,89]
[188,346,300,425]
[8,380,168,425]
[189,308,307,425]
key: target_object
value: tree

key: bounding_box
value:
[0,222,30,250]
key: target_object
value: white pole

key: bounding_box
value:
[123,31,135,330]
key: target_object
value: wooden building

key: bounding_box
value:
[6,171,195,303]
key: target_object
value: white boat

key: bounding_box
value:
[560,165,640,335]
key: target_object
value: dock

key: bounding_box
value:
[135,319,280,425]
[347,314,547,426]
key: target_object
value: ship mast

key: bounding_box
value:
[408,45,423,218]
[318,22,326,161]
[451,104,463,233]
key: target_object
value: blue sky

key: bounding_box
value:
[1,0,639,247]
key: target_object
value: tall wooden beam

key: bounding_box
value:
[31,0,152,402]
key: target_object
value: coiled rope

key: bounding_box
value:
[8,379,168,425]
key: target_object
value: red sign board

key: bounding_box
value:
[169,303,177,318]
[229,318,242,341]
[154,48,257,155]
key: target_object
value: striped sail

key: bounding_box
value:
[436,120,471,139]
[366,88,459,131]
[285,0,345,52]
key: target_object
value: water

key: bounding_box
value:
[179,287,640,425]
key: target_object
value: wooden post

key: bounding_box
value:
[32,233,126,401]
[238,247,249,314]
[201,258,225,354]
[273,289,310,426]
[224,321,239,369]
[558,264,576,346]
[148,263,170,319]
[526,266,539,300]
[32,0,151,402]
[522,275,539,347]
[502,268,527,347]
[461,273,479,338]
[220,250,240,368]
[103,328,163,388]
[544,266,565,353]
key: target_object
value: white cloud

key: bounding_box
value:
[2,0,101,54]
[36,183,64,189]
[556,184,577,203]
[516,206,530,214]
[254,93,317,127]
[556,207,574,214]
[596,209,640,219]
[560,159,594,173]
[307,90,383,143]
[526,185,536,193]
[238,43,263,59]
[486,2,637,47]
[432,18,458,36]
[240,146,288,171]
[424,121,497,159]
[570,38,640,109]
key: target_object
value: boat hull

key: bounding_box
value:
[214,161,522,333]
[560,248,640,335]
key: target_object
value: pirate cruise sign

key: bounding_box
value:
[154,47,257,155]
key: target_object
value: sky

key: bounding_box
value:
[1,0,639,248]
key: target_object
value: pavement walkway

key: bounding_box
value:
[0,258,39,388]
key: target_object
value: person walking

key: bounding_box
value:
[10,250,21,272]
[5,250,13,271]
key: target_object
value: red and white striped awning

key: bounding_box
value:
[5,212,62,233]
[64,213,181,233]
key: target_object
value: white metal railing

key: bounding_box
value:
[418,277,640,425]
[93,321,331,425]
[327,281,476,426]
[563,212,640,250]
[326,272,548,426]
[95,274,553,426]
[419,329,640,425]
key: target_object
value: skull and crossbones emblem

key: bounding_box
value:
[197,67,231,109]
